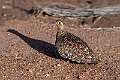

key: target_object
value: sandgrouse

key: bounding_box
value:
[55,21,99,64]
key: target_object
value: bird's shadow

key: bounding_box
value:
[7,29,61,59]
[7,29,92,64]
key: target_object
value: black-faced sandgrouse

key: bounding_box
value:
[55,21,99,64]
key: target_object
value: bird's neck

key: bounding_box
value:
[58,25,65,31]
[57,29,66,36]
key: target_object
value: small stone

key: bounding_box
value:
[46,74,50,77]
[2,5,12,9]
[7,33,10,35]
[40,21,44,23]
[112,26,116,28]
[78,76,83,79]
[29,69,33,74]
[2,13,7,17]
[57,64,61,66]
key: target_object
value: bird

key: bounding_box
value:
[55,20,99,64]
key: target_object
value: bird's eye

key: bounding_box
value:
[58,21,61,24]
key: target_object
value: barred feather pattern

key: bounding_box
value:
[55,30,99,64]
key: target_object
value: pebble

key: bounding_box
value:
[57,64,61,67]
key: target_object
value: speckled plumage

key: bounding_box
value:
[55,21,99,64]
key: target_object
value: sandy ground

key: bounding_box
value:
[0,0,120,80]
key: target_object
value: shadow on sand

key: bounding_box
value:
[7,29,61,59]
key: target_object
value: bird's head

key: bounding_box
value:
[55,21,65,31]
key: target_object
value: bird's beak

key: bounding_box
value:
[52,21,56,25]
[52,21,57,27]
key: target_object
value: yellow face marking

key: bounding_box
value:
[56,21,63,26]
[56,21,64,30]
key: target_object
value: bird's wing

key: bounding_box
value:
[65,32,89,48]
[56,31,99,63]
